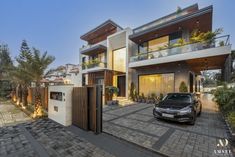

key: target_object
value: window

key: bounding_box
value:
[82,57,86,63]
[138,42,148,54]
[148,36,169,52]
[139,73,174,96]
[165,94,192,103]
[113,48,126,72]
[169,31,182,45]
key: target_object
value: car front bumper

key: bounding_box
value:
[153,109,194,123]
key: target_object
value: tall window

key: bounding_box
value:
[113,48,126,72]
[139,73,174,96]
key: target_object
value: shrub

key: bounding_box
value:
[179,81,188,92]
[106,86,119,99]
[213,85,235,112]
[228,111,235,130]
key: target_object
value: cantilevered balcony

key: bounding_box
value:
[80,40,107,56]
[129,35,231,68]
[82,60,107,73]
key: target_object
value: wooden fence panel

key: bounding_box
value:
[72,87,88,130]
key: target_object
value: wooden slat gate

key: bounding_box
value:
[72,85,102,134]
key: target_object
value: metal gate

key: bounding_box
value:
[72,85,102,134]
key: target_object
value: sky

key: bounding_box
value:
[0,0,234,68]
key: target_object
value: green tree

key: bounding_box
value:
[14,40,33,106]
[0,44,14,97]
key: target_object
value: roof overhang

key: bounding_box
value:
[186,55,228,74]
[80,44,107,56]
[80,20,123,45]
[129,5,213,44]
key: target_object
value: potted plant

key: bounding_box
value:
[179,81,188,92]
[106,86,119,105]
[141,93,146,103]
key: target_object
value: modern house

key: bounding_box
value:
[79,4,232,102]
[78,20,132,102]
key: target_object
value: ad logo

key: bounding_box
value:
[214,138,232,155]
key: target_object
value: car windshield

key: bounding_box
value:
[164,94,192,103]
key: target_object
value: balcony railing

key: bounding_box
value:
[82,62,107,70]
[130,35,230,63]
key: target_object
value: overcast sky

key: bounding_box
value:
[0,0,234,68]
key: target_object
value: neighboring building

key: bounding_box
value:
[79,4,232,102]
[44,64,80,86]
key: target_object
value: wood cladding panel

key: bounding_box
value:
[72,87,88,130]
[104,70,113,102]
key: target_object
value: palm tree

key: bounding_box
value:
[28,48,55,117]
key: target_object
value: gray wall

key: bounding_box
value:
[223,54,232,82]
[130,61,194,94]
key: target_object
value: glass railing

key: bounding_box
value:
[130,35,230,63]
[82,62,107,70]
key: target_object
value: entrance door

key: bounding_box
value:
[117,75,126,97]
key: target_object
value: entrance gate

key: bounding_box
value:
[72,85,102,134]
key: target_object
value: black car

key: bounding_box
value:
[153,93,202,125]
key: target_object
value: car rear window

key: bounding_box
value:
[165,94,192,102]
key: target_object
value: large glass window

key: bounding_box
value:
[113,48,126,72]
[148,36,169,52]
[139,73,174,96]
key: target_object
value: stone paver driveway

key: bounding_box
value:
[103,94,234,157]
[0,119,114,157]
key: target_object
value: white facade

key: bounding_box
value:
[48,85,73,126]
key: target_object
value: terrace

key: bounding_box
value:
[129,35,231,70]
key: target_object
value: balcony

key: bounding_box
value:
[82,60,107,73]
[129,35,231,68]
[80,40,107,56]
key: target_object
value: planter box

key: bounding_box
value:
[107,100,119,106]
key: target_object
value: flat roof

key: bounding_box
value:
[129,4,212,43]
[133,4,199,33]
[80,20,123,42]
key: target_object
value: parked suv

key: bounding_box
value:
[153,93,202,125]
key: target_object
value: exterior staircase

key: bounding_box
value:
[114,97,135,106]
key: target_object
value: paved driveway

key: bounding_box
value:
[0,100,31,127]
[103,94,234,157]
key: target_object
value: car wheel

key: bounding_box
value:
[189,112,196,125]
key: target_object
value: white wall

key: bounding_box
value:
[48,85,73,126]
